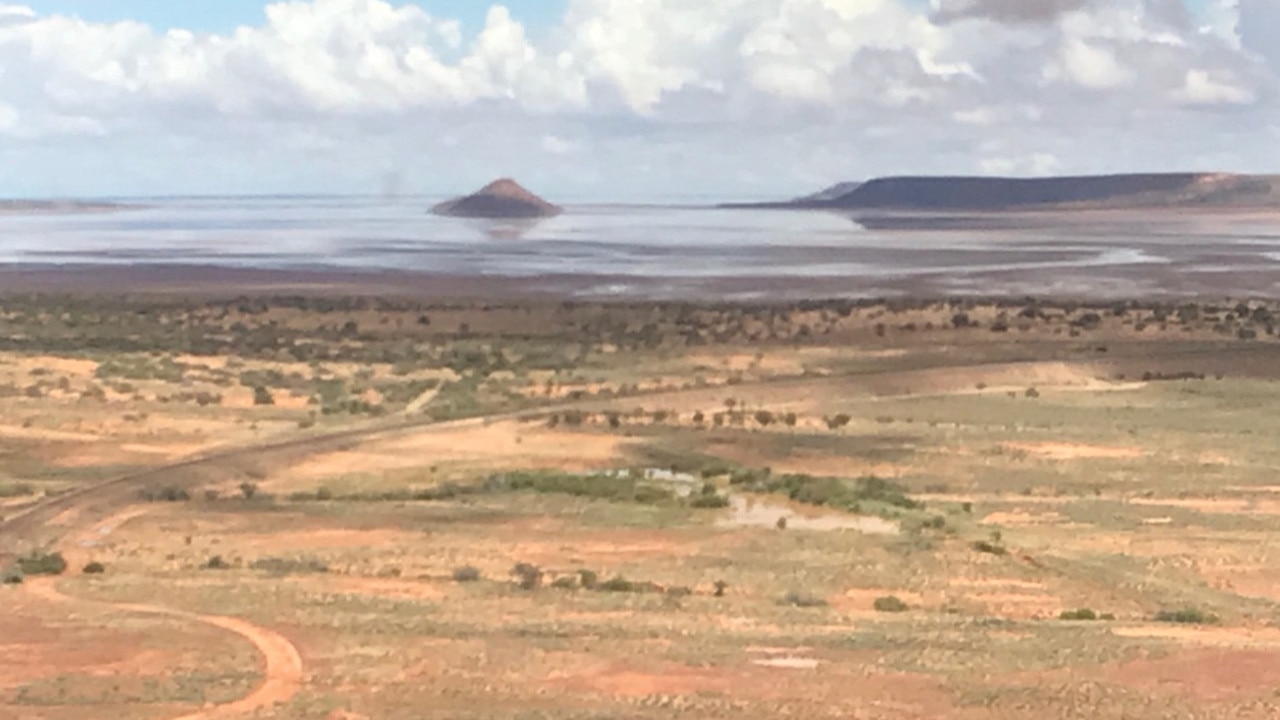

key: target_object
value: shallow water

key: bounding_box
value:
[717,495,900,535]
[3,197,1280,299]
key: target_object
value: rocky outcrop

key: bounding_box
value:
[432,179,563,219]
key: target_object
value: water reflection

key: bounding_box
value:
[465,217,546,241]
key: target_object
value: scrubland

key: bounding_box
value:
[4,294,1280,719]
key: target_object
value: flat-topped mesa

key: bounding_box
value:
[833,173,1238,210]
[432,178,563,219]
[722,173,1280,212]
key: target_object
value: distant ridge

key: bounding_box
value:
[794,181,863,204]
[722,173,1280,212]
[433,179,563,219]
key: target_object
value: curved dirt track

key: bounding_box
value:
[25,578,304,720]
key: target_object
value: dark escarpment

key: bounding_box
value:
[723,173,1280,212]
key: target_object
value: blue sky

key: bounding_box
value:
[24,1,568,34]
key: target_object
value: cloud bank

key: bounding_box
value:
[0,0,1275,199]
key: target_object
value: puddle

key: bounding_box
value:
[717,495,899,535]
[751,657,822,670]
[598,468,702,497]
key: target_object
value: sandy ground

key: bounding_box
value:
[20,507,305,720]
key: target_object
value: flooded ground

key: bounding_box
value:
[1,197,1279,299]
[717,495,901,535]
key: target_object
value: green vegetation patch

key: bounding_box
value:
[729,468,919,511]
[490,471,676,505]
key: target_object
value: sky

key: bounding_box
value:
[0,0,1276,200]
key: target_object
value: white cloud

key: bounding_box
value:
[1177,68,1256,105]
[1047,37,1133,89]
[980,152,1062,175]
[0,0,1276,199]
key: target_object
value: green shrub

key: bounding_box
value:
[714,580,728,597]
[250,557,328,575]
[252,386,275,406]
[598,576,639,593]
[0,483,34,498]
[690,493,730,509]
[1059,608,1098,621]
[970,540,1008,556]
[17,551,67,576]
[511,563,543,590]
[825,414,852,430]
[493,471,674,505]
[82,562,106,575]
[550,576,578,590]
[730,471,918,512]
[1155,608,1218,625]
[139,485,190,502]
[578,569,599,589]
[205,555,231,570]
[780,591,828,608]
[239,482,259,500]
[874,596,910,613]
[452,566,482,583]
[2,572,22,585]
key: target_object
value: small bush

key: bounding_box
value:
[598,576,639,593]
[239,482,259,500]
[253,386,275,406]
[18,551,67,576]
[1059,608,1098,621]
[874,596,910,613]
[550,576,578,590]
[578,569,599,589]
[511,563,543,590]
[139,485,190,502]
[690,493,730,509]
[713,580,728,597]
[2,572,22,585]
[825,414,852,430]
[250,557,328,575]
[1155,608,1218,625]
[82,562,106,575]
[0,483,34,498]
[780,591,828,608]
[205,555,231,570]
[452,566,482,583]
[971,540,1008,556]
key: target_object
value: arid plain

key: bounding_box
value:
[4,293,1280,719]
